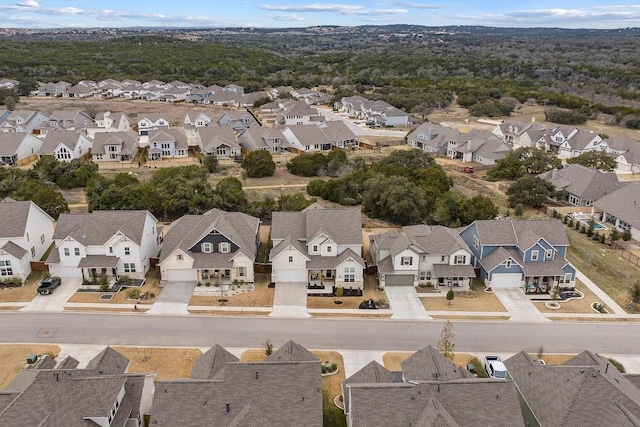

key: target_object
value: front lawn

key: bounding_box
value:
[189,274,274,307]
[0,344,60,388]
[420,280,507,312]
[0,271,47,303]
[307,275,387,310]
[112,347,201,381]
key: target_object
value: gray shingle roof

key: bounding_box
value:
[404,225,472,255]
[505,351,640,427]
[159,209,260,264]
[0,133,36,156]
[0,241,28,259]
[401,345,473,382]
[84,346,129,374]
[191,344,239,380]
[149,128,189,150]
[92,130,138,155]
[538,164,623,202]
[53,210,153,247]
[271,208,362,248]
[0,198,36,239]
[473,218,569,248]
[266,340,319,362]
[39,129,86,155]
[196,126,240,153]
[594,182,640,230]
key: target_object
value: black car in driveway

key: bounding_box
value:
[37,277,61,295]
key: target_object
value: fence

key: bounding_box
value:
[439,163,493,173]
[611,241,640,268]
[30,261,49,272]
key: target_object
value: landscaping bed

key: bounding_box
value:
[420,281,507,312]
[307,275,387,310]
[67,279,162,305]
[189,274,274,307]
[533,280,609,314]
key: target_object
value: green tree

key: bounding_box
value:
[507,176,555,208]
[242,150,276,178]
[566,151,617,172]
[202,155,219,173]
[487,147,561,181]
[514,203,524,217]
[215,177,248,212]
[446,289,455,305]
[13,179,68,219]
[362,174,427,225]
[622,229,632,241]
[609,228,620,242]
[0,89,19,110]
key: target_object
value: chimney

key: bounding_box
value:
[551,168,558,180]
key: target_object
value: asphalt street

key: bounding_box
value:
[1,312,636,354]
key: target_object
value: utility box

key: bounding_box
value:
[26,354,38,365]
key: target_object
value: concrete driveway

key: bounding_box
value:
[21,278,82,312]
[269,282,309,318]
[146,281,196,315]
[492,288,550,322]
[385,287,432,320]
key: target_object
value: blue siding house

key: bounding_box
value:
[460,218,575,292]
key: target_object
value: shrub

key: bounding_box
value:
[126,288,141,299]
[468,356,488,378]
[608,358,626,373]
[322,363,338,374]
[622,229,632,241]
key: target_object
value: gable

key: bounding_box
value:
[189,229,239,254]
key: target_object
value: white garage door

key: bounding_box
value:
[274,269,306,283]
[49,265,82,279]
[490,273,523,288]
[163,269,197,282]
[385,274,415,286]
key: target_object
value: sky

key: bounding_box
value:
[1,0,639,29]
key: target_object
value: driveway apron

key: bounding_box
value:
[492,288,550,322]
[21,278,82,312]
[147,281,196,315]
[269,282,310,318]
[385,287,432,320]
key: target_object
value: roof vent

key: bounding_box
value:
[225,403,230,414]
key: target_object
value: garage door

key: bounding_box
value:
[385,274,414,286]
[274,269,306,283]
[490,273,522,288]
[163,269,197,282]
[49,265,82,279]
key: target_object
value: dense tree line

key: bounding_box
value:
[33,156,99,189]
[306,150,498,226]
[566,151,618,172]
[286,150,350,177]
[0,167,68,219]
[487,147,562,181]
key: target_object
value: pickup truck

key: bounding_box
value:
[37,277,61,295]
[484,355,508,379]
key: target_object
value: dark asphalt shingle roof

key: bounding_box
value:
[53,210,154,246]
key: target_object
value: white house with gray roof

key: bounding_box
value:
[38,129,92,162]
[270,204,365,294]
[137,113,169,145]
[370,225,475,290]
[158,209,260,284]
[46,210,160,280]
[0,133,42,165]
[407,123,462,155]
[0,110,49,134]
[282,124,333,153]
[538,164,624,207]
[92,130,139,163]
[318,120,359,149]
[237,127,288,153]
[148,128,189,160]
[607,135,640,173]
[39,110,94,134]
[592,181,640,241]
[92,111,131,134]
[195,126,241,158]
[447,129,512,164]
[0,198,55,281]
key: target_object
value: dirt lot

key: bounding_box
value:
[189,274,274,307]
[0,271,47,303]
[383,351,474,371]
[112,346,201,381]
[0,344,61,389]
[307,275,387,310]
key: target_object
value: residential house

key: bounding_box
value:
[318,120,359,149]
[337,95,368,118]
[217,110,259,132]
[195,126,241,158]
[370,225,476,290]
[291,88,331,105]
[460,218,575,291]
[504,350,640,427]
[538,164,623,207]
[62,84,96,98]
[185,86,216,104]
[237,127,288,153]
[270,204,365,294]
[92,130,139,163]
[142,80,167,89]
[205,90,238,106]
[493,119,547,148]
[137,113,169,145]
[149,341,322,426]
[93,111,131,133]
[158,209,260,284]
[233,91,268,108]
[183,110,214,137]
[36,81,71,97]
[342,345,525,427]
[0,133,42,165]
[0,347,154,427]
[46,210,160,280]
[607,136,640,173]
[282,124,333,153]
[550,126,607,158]
[361,99,409,127]
[276,100,325,126]
[39,110,94,134]
[592,181,640,241]
[223,83,244,94]
[0,198,55,281]
[407,123,462,155]
[148,128,189,160]
[38,129,92,162]
[447,130,512,164]
[157,87,189,103]
[0,78,19,89]
[0,110,50,133]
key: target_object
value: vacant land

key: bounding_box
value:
[0,344,61,389]
[0,271,47,303]
[112,346,201,381]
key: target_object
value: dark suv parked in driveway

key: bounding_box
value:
[37,277,61,295]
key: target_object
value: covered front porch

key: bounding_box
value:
[432,264,476,292]
[198,268,233,286]
[307,268,335,295]
[78,255,120,282]
[522,260,575,294]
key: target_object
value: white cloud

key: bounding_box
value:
[267,13,305,21]
[393,2,442,10]
[260,3,407,16]
[17,0,39,7]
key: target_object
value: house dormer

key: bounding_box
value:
[189,229,239,254]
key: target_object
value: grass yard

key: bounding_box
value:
[112,347,201,381]
[421,281,507,312]
[0,344,60,389]
[0,271,47,303]
[240,348,269,362]
[315,351,347,427]
[189,274,274,307]
[307,275,387,310]
[565,229,640,310]
[383,351,474,371]
[67,279,163,305]
[534,280,609,314]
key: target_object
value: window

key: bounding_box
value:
[41,234,45,244]
[454,255,466,264]
[288,256,293,263]
[0,260,9,267]
[441,255,446,262]
[31,247,36,258]
[344,266,355,283]
[473,235,479,249]
[560,272,572,284]
[124,247,130,256]
[327,246,332,253]
[313,245,318,252]
[419,271,432,281]
[545,249,553,259]
[109,247,113,254]
[238,267,246,277]
[531,250,539,261]
[401,256,413,266]
[219,242,230,253]
[26,232,29,242]
[64,248,70,256]
[505,259,512,268]
[421,255,426,262]
[177,254,183,261]
[124,263,136,273]
[202,242,213,253]
[74,248,80,256]
[0,266,13,276]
